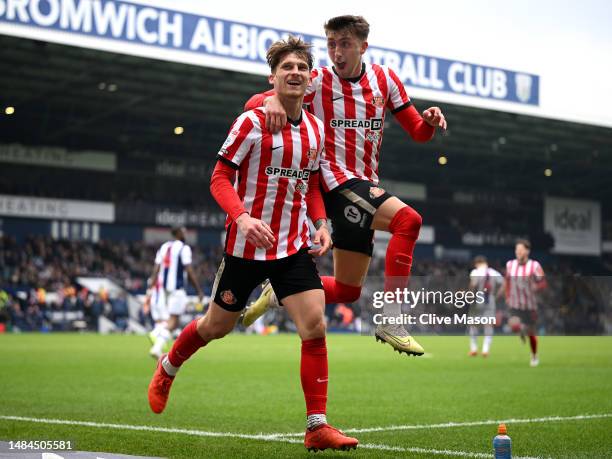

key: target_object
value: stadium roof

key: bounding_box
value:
[2,34,611,205]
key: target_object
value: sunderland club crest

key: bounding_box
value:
[372,96,385,108]
[220,290,237,305]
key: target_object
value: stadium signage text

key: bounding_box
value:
[0,143,116,171]
[0,194,115,222]
[462,231,525,247]
[544,196,601,256]
[155,208,226,228]
[0,0,539,106]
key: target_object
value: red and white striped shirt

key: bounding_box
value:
[218,108,325,260]
[303,63,411,191]
[505,259,545,310]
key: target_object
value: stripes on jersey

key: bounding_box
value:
[304,64,410,191]
[505,259,545,310]
[154,240,192,292]
[217,108,325,261]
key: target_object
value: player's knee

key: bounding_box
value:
[302,316,326,340]
[335,281,362,303]
[203,325,231,341]
[390,206,422,239]
[403,207,423,234]
[197,317,232,341]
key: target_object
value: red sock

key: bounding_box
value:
[321,276,361,304]
[384,206,422,292]
[529,335,538,354]
[301,337,328,416]
[168,319,208,367]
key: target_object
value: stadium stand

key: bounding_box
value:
[0,35,610,337]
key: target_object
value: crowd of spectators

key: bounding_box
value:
[0,235,609,335]
[0,235,222,332]
[1,235,222,293]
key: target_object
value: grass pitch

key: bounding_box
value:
[0,333,611,458]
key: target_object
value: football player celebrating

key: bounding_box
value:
[243,15,446,356]
[148,36,358,452]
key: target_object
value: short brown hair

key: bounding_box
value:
[473,255,488,265]
[516,238,531,250]
[324,15,370,41]
[266,35,313,72]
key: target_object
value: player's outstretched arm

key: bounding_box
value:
[243,89,274,111]
[244,90,286,134]
[392,104,446,142]
[422,107,447,130]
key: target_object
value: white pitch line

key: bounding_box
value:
[270,412,612,437]
[0,415,540,458]
[0,415,282,441]
[274,437,542,458]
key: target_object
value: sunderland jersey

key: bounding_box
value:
[505,259,545,310]
[154,240,192,292]
[303,63,411,191]
[217,107,325,260]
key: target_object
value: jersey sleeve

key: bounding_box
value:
[217,112,259,168]
[385,67,411,113]
[505,261,512,277]
[533,261,545,279]
[181,244,193,265]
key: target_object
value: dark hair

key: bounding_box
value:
[171,226,184,238]
[516,238,531,250]
[324,15,370,41]
[266,35,313,72]
[473,255,488,265]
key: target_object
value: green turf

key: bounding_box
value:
[0,334,611,458]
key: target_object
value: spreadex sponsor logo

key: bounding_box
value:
[265,166,311,179]
[330,118,383,130]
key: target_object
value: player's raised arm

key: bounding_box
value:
[392,101,448,140]
[243,69,321,133]
[386,67,447,141]
[244,89,287,133]
[243,90,273,112]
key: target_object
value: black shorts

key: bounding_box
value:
[212,248,323,312]
[323,178,393,256]
[510,309,538,327]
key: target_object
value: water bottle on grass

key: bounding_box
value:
[493,423,512,458]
